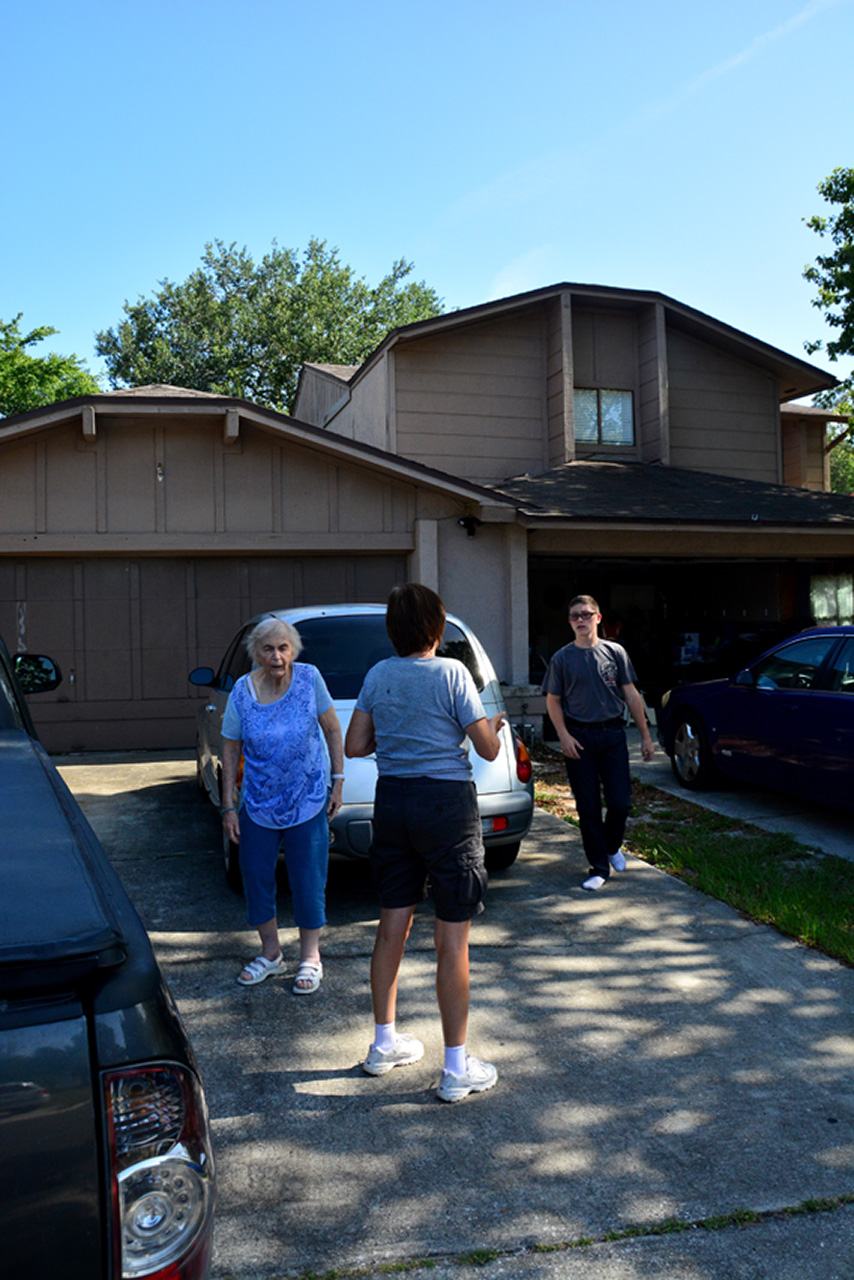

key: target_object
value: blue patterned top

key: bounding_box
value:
[224,664,331,829]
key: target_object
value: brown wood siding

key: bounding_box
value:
[782,416,828,491]
[394,311,547,484]
[0,553,407,751]
[667,330,780,481]
[637,304,665,462]
[571,308,640,459]
[571,309,638,387]
[546,297,567,467]
[0,415,417,546]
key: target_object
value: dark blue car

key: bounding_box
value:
[657,626,854,810]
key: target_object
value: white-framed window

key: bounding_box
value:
[574,388,634,446]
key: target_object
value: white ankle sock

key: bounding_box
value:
[374,1021,396,1052]
[444,1044,466,1075]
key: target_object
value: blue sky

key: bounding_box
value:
[3,0,852,394]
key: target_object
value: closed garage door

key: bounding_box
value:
[0,554,407,751]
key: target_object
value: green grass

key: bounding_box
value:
[534,769,854,968]
[626,783,854,966]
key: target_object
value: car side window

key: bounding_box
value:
[828,638,854,695]
[217,629,252,692]
[752,637,837,691]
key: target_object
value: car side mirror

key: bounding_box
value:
[188,667,216,687]
[734,668,754,687]
[13,653,62,694]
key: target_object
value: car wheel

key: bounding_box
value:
[195,743,206,796]
[670,714,716,790]
[484,841,521,873]
[223,828,242,892]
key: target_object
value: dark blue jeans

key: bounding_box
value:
[563,721,632,879]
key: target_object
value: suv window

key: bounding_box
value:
[296,615,484,697]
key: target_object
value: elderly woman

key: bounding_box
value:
[345,583,505,1102]
[221,616,343,993]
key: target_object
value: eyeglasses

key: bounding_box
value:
[569,611,597,622]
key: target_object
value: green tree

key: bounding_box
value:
[96,238,443,413]
[0,315,100,417]
[830,435,854,494]
[804,168,854,490]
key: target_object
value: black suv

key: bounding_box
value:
[0,636,215,1279]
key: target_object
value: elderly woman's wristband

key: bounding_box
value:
[220,806,237,814]
[331,773,344,780]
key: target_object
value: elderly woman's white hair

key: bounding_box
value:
[245,615,303,664]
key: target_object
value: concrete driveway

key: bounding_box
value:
[58,750,854,1280]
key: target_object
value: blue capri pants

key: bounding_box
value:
[238,804,329,930]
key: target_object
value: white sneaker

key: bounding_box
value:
[363,1034,425,1076]
[436,1054,498,1103]
[609,848,627,872]
[582,874,607,891]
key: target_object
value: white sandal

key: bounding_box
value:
[292,960,323,995]
[237,953,285,985]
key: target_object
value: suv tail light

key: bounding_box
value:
[105,1064,215,1279]
[515,735,533,785]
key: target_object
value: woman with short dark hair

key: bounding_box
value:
[346,583,505,1102]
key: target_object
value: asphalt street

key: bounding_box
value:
[57,747,854,1280]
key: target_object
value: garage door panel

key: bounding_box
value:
[13,554,408,750]
[139,562,189,650]
[84,597,131,647]
[353,556,406,600]
[301,560,349,605]
[193,559,245,599]
[142,652,192,700]
[84,650,134,701]
[82,560,132,599]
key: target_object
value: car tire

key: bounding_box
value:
[484,841,521,873]
[195,743,206,796]
[670,714,717,790]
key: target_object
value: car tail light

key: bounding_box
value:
[515,735,533,784]
[105,1064,215,1279]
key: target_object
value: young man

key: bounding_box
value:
[543,595,654,890]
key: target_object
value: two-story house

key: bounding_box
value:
[0,283,850,750]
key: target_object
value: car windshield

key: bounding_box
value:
[295,614,484,698]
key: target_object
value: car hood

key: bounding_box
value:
[0,731,127,993]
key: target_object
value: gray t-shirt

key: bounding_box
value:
[542,640,636,723]
[355,655,486,780]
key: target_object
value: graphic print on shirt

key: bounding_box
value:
[599,655,619,690]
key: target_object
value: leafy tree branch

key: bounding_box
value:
[0,315,100,417]
[95,238,443,413]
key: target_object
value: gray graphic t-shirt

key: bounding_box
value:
[542,640,636,723]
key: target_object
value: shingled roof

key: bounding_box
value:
[495,461,854,526]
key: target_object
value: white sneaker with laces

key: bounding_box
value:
[437,1054,498,1103]
[363,1034,425,1076]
